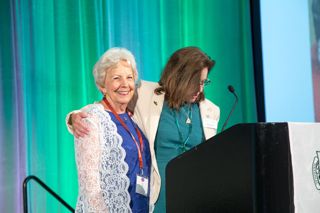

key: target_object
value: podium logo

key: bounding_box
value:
[313,151,320,190]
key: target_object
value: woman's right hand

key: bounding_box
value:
[71,112,90,138]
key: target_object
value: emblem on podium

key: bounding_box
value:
[312,151,320,190]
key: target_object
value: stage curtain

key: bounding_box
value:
[0,0,257,212]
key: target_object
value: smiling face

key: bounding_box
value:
[189,67,208,103]
[99,60,135,113]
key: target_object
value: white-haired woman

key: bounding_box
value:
[73,48,151,212]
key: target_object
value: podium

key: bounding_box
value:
[166,123,320,213]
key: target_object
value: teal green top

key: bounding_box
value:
[154,102,205,213]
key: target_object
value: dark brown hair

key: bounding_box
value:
[155,46,215,109]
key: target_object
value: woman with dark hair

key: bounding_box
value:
[67,46,220,212]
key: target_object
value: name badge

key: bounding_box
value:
[136,175,149,197]
[203,118,218,129]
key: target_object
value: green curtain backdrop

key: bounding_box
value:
[0,0,257,212]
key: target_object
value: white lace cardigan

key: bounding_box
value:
[74,104,132,213]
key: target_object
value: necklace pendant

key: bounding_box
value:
[186,117,191,124]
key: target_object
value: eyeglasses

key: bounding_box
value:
[199,79,211,86]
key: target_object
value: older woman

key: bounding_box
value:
[73,48,151,212]
[68,47,220,212]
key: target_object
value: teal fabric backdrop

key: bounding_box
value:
[0,0,257,212]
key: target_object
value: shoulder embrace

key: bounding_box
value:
[137,80,159,91]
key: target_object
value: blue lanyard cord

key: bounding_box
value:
[174,107,193,152]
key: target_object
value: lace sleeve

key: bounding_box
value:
[74,113,109,212]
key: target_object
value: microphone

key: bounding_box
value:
[221,85,238,132]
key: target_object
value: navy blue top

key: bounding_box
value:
[107,111,151,213]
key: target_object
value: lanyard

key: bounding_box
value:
[174,107,193,152]
[102,97,144,172]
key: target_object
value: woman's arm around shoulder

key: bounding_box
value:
[74,105,109,212]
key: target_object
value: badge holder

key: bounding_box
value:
[136,169,149,197]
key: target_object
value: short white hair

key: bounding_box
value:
[93,47,138,88]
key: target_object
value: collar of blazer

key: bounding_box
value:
[147,91,165,147]
[199,99,219,140]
